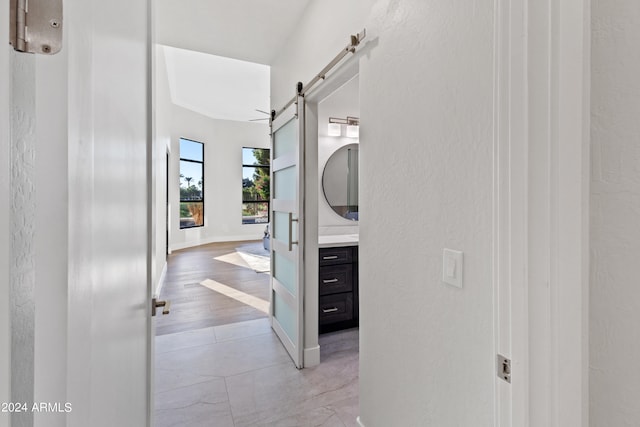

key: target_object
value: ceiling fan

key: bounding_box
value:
[249,109,271,122]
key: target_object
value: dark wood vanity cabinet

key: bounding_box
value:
[319,246,358,333]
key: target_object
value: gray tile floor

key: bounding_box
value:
[155,319,359,427]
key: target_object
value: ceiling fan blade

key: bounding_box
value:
[255,109,270,115]
[249,117,269,121]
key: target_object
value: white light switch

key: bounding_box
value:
[442,249,463,288]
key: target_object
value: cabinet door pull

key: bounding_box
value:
[322,307,339,313]
[322,278,339,284]
[323,255,339,260]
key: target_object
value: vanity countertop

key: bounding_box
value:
[318,234,359,248]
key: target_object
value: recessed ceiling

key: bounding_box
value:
[155,0,312,65]
[163,45,270,122]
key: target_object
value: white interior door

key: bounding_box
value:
[65,1,153,426]
[270,97,305,368]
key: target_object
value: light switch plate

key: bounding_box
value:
[442,249,463,288]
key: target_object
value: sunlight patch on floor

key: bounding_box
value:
[213,252,252,270]
[200,278,270,314]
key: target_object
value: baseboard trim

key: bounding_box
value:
[304,345,320,367]
[356,416,365,427]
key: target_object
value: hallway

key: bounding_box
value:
[154,242,359,427]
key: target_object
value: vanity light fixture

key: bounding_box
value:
[328,116,359,138]
[328,123,342,136]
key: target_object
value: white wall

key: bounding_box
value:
[9,48,37,427]
[591,2,640,425]
[359,1,495,425]
[317,76,359,236]
[2,4,71,427]
[168,106,270,250]
[0,8,69,427]
[0,4,11,427]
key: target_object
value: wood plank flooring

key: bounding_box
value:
[156,240,270,336]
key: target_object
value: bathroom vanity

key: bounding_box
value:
[318,236,359,334]
[316,77,360,335]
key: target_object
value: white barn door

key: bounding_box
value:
[270,96,305,368]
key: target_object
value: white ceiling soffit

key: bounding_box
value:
[155,0,312,65]
[163,45,270,122]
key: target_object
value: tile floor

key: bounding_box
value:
[154,241,360,427]
[155,320,359,427]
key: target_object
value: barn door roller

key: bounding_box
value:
[10,0,63,55]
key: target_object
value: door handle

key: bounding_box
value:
[152,298,171,316]
[322,278,339,284]
[288,212,299,251]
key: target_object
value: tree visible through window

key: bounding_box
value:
[179,138,204,229]
[242,148,270,224]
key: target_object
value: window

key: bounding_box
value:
[179,138,204,229]
[242,148,270,224]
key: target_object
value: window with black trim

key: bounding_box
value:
[242,147,270,224]
[179,138,204,229]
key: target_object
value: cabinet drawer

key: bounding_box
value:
[319,293,354,325]
[319,247,353,265]
[319,264,353,295]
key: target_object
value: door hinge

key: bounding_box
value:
[497,354,511,383]
[10,0,63,55]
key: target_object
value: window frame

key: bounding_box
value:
[179,138,205,229]
[242,147,271,225]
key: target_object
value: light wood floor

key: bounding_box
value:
[156,240,270,336]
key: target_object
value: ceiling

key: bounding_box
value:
[155,0,312,65]
[162,45,270,122]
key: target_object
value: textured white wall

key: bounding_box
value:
[0,7,70,427]
[0,2,11,426]
[591,2,640,425]
[10,50,36,427]
[167,107,271,250]
[358,1,495,425]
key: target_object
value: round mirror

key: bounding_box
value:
[322,143,359,221]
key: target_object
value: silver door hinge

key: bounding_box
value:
[10,0,63,55]
[497,354,511,383]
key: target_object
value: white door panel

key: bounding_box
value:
[66,0,152,426]
[270,98,305,368]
